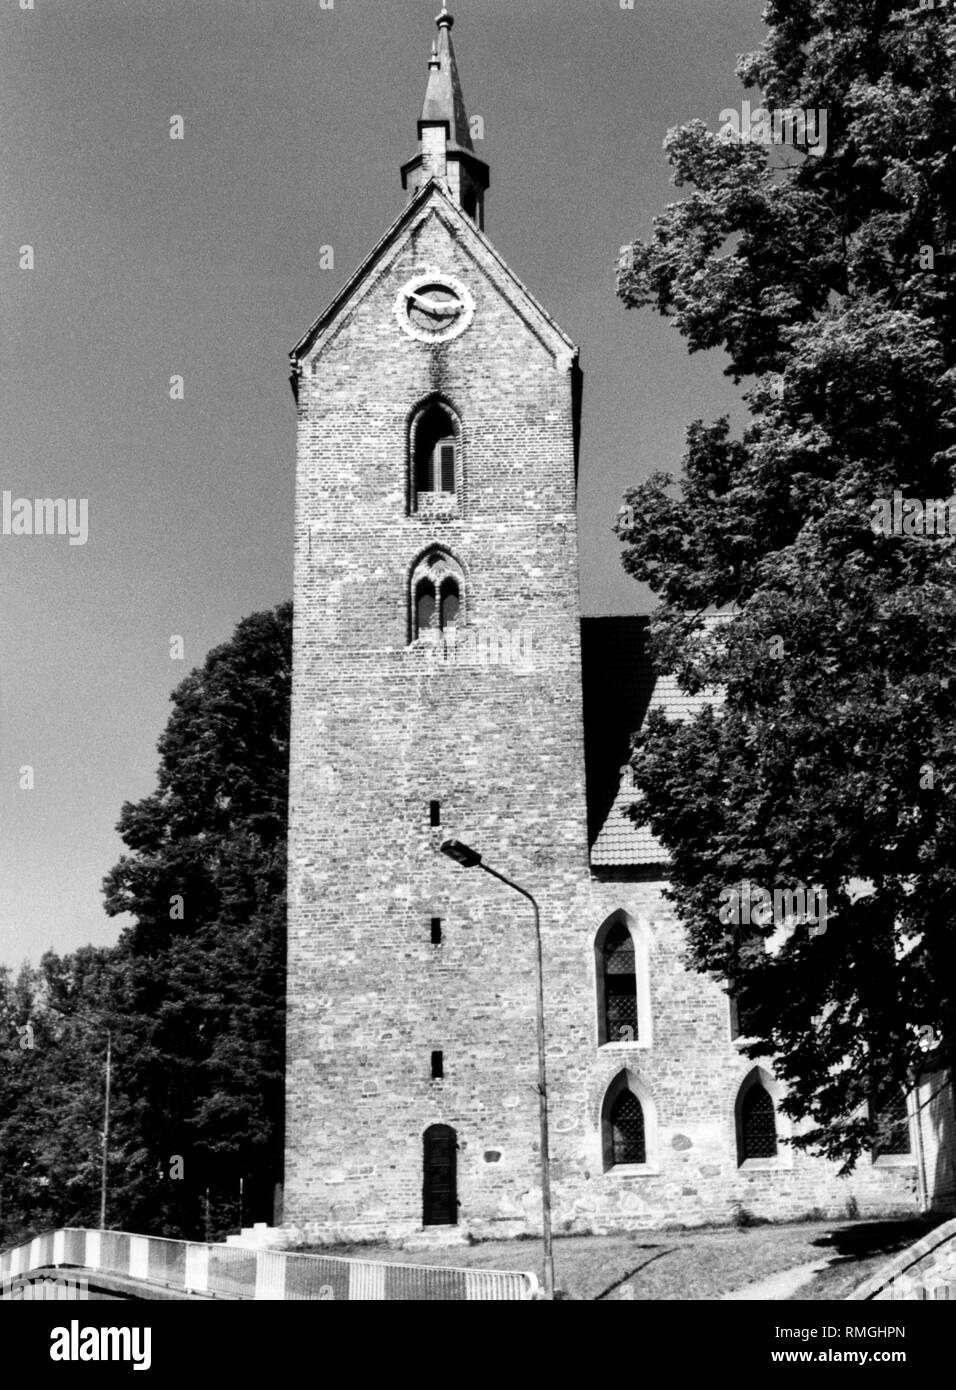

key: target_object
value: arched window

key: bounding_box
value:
[409,549,466,643]
[736,1073,779,1164]
[594,911,650,1047]
[412,402,458,503]
[740,1085,778,1160]
[603,923,637,1042]
[600,1070,655,1170]
[873,1093,912,1158]
[609,1090,646,1166]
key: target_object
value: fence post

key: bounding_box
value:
[185,1243,209,1295]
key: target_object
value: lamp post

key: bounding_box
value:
[440,838,555,1300]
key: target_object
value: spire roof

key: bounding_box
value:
[419,7,474,152]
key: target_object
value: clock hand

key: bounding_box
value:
[409,291,461,318]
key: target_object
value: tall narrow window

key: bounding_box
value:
[739,1083,778,1161]
[873,1093,912,1157]
[603,922,637,1043]
[729,988,758,1041]
[413,403,457,501]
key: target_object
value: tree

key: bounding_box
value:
[0,949,131,1245]
[616,1,956,1166]
[101,602,292,1234]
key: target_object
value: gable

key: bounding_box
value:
[291,180,577,372]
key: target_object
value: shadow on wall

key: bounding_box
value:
[580,616,654,848]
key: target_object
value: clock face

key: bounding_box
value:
[395,272,475,343]
[408,284,463,332]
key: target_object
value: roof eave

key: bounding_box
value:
[290,179,438,363]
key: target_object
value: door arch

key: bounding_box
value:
[422,1124,458,1226]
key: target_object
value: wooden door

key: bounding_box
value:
[422,1124,458,1226]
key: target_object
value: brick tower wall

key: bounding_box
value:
[284,201,594,1237]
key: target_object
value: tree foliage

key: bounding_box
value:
[0,603,291,1243]
[617,1,956,1164]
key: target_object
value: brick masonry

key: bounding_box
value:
[283,182,919,1244]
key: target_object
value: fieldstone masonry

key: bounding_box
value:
[282,9,920,1244]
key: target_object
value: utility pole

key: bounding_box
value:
[100,1030,111,1230]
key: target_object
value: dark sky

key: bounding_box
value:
[0,0,764,965]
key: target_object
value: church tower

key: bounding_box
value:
[283,8,920,1244]
[284,5,591,1241]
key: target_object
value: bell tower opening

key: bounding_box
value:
[414,403,457,497]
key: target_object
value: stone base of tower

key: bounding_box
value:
[279,1172,919,1250]
[282,884,923,1249]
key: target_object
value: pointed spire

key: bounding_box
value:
[421,7,474,153]
[401,6,490,227]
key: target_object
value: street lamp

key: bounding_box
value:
[439,838,555,1301]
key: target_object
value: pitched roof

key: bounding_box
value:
[582,616,723,868]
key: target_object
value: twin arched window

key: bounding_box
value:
[411,550,464,640]
[415,578,460,634]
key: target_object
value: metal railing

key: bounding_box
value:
[0,1229,539,1301]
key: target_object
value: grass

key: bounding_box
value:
[294,1213,942,1300]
